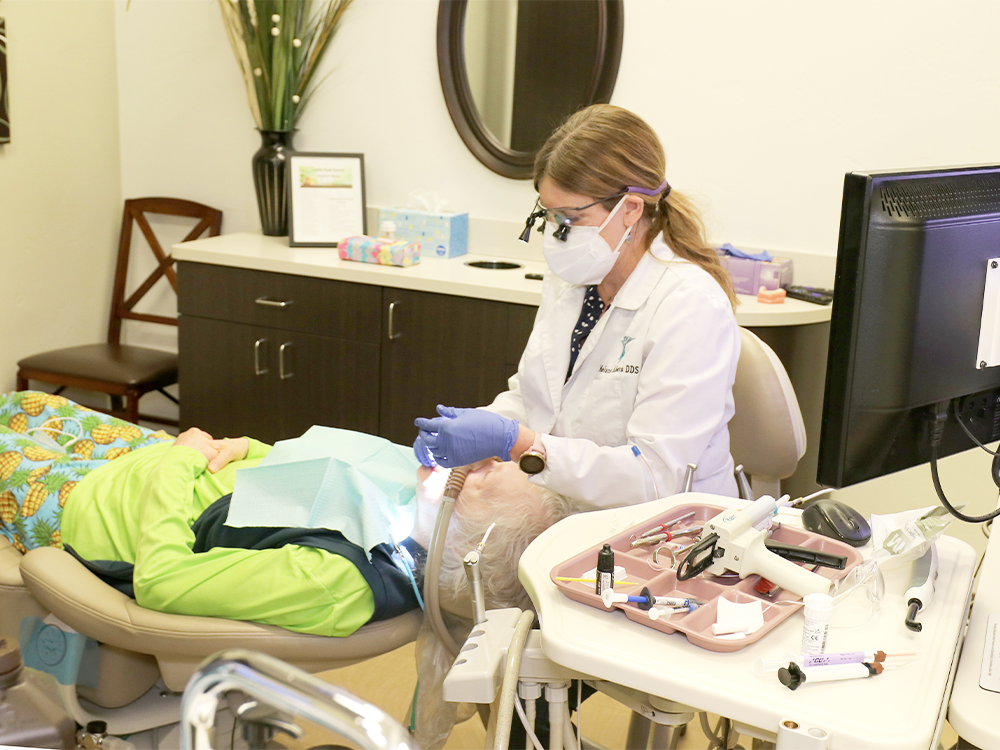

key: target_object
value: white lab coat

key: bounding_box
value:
[486,236,740,510]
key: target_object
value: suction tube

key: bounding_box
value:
[493,610,535,750]
[423,467,469,657]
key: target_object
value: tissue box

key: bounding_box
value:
[338,235,421,268]
[717,252,794,296]
[377,208,468,259]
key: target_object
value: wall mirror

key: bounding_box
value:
[437,0,624,180]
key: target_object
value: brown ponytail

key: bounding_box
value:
[651,191,738,308]
[535,104,738,309]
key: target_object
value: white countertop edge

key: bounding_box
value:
[173,232,832,325]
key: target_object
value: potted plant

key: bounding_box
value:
[218,0,355,235]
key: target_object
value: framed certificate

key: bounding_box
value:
[288,152,367,246]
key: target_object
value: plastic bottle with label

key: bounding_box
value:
[801,593,834,655]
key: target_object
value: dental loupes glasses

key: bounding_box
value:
[519,197,610,243]
[518,180,670,244]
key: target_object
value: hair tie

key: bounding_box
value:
[625,178,670,197]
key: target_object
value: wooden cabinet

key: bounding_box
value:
[379,288,535,445]
[178,263,381,444]
[178,262,536,445]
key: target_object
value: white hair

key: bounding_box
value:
[438,486,576,613]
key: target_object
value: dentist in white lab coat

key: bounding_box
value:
[415,105,741,510]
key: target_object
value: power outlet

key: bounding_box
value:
[957,389,1000,443]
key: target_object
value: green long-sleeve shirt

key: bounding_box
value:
[62,440,374,636]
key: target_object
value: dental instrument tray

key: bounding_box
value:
[550,502,863,652]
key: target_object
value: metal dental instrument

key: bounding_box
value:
[464,550,487,625]
[652,542,695,568]
[682,463,697,492]
[463,523,497,626]
[638,511,696,538]
[734,464,754,501]
[630,525,703,548]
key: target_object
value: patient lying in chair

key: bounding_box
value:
[0,391,573,637]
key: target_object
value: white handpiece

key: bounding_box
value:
[904,543,938,632]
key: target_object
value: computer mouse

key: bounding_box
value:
[801,498,872,547]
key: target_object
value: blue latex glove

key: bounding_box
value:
[414,405,520,468]
[413,434,437,468]
[719,242,773,262]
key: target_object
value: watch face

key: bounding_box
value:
[519,452,545,475]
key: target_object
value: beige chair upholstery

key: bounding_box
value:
[18,546,423,694]
[729,328,807,499]
[0,537,47,639]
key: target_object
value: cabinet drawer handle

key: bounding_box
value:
[388,301,402,340]
[255,297,294,308]
[279,342,294,379]
[254,338,268,376]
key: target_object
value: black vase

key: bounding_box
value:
[252,129,293,236]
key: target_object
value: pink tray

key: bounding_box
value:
[550,503,864,652]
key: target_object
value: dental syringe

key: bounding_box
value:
[601,586,703,611]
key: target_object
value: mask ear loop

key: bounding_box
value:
[596,194,633,254]
[26,416,84,452]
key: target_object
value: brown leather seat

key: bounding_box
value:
[16,198,222,426]
[18,344,178,388]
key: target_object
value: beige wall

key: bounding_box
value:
[0,0,122,393]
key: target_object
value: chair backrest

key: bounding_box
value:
[729,328,807,497]
[108,197,222,345]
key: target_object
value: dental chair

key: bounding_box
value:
[8,538,422,738]
[729,327,807,500]
[2,449,465,744]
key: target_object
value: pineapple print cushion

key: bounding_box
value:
[0,391,173,552]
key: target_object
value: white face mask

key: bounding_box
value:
[542,195,631,286]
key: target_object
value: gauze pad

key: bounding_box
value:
[225,426,419,559]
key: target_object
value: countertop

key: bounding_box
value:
[172,232,832,327]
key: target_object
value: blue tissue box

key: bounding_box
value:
[377,208,468,259]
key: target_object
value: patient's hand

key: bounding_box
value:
[172,429,249,473]
[207,437,250,473]
[173,428,219,464]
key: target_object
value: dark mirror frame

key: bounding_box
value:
[437,0,624,180]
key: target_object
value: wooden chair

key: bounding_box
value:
[16,198,222,426]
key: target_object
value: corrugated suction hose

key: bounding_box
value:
[423,467,469,657]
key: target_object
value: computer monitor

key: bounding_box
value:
[818,164,1000,490]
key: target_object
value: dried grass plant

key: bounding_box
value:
[218,0,354,132]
